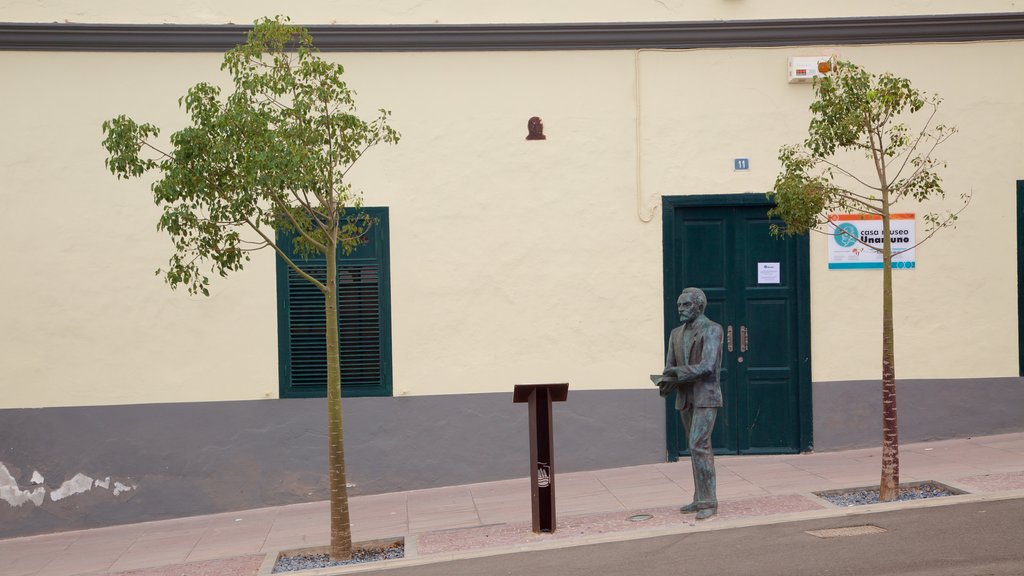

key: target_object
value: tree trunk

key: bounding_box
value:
[878,210,900,502]
[325,243,353,559]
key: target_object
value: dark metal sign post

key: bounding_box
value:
[513,382,569,534]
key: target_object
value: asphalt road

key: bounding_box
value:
[375,498,1024,576]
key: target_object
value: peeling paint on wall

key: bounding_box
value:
[0,463,45,507]
[0,462,136,507]
[50,473,94,501]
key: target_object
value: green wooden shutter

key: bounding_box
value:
[276,207,393,398]
[1018,181,1024,376]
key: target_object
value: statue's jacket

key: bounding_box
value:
[666,314,724,410]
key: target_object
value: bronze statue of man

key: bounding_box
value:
[660,287,723,520]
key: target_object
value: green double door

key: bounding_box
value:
[663,195,811,456]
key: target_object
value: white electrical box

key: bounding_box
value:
[788,56,831,84]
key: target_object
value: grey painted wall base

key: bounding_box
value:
[0,389,665,539]
[4,378,1022,539]
[812,377,1024,451]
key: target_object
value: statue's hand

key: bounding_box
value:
[663,367,685,380]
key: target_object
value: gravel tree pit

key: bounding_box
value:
[272,543,404,573]
[815,482,965,507]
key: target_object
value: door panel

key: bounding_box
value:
[744,377,795,452]
[682,219,729,290]
[744,300,790,367]
[673,207,737,453]
[664,197,810,457]
[737,213,801,453]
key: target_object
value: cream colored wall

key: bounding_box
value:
[346,51,658,398]
[2,0,1019,24]
[1,38,1021,408]
[0,47,658,408]
[636,43,1024,382]
[334,41,1024,395]
[0,52,280,408]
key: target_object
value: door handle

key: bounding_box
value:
[740,326,748,353]
[726,326,734,352]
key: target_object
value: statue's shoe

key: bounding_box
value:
[696,507,718,520]
[679,502,701,513]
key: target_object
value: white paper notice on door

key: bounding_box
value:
[758,262,780,284]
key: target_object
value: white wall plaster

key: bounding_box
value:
[112,481,134,496]
[50,473,94,501]
[0,463,46,507]
[1,462,136,507]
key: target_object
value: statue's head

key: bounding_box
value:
[677,287,707,323]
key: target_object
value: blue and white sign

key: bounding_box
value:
[827,214,916,270]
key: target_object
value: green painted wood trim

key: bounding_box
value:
[3,13,1024,52]
[1018,181,1024,376]
[665,193,773,208]
[661,199,680,461]
[275,207,393,399]
[275,238,292,399]
[376,207,395,399]
[661,193,813,459]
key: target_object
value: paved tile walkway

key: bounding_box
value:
[3,432,1024,576]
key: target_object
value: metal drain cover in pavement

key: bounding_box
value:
[627,514,653,522]
[805,525,887,538]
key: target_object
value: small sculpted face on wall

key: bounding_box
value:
[526,116,546,140]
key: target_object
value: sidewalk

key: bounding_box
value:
[3,432,1024,576]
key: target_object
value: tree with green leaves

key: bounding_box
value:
[102,17,399,559]
[768,60,968,502]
